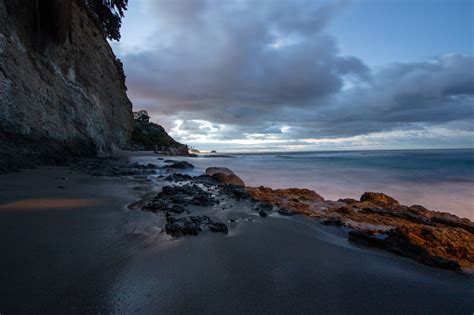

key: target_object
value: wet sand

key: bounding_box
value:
[0,163,472,314]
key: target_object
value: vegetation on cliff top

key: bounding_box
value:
[131,111,189,155]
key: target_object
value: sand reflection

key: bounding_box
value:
[0,198,101,210]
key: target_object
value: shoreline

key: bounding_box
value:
[0,153,472,313]
[127,154,474,272]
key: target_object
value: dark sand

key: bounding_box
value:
[0,164,472,314]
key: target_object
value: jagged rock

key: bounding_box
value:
[360,192,400,207]
[165,173,193,182]
[165,216,228,236]
[205,167,245,186]
[219,184,251,200]
[156,185,219,207]
[163,161,194,170]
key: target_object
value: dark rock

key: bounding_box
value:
[254,202,273,212]
[194,175,220,187]
[164,174,193,182]
[156,184,219,207]
[259,210,268,218]
[162,161,194,169]
[219,184,251,200]
[278,208,294,216]
[165,216,228,236]
[321,218,344,226]
[208,222,229,233]
[165,217,202,236]
[72,158,157,177]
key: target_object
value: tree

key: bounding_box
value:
[83,0,129,41]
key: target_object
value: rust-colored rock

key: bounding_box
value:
[247,186,327,218]
[360,192,400,207]
[247,184,473,272]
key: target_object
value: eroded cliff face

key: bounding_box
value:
[0,0,133,167]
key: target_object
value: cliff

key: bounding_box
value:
[132,111,189,155]
[0,0,133,169]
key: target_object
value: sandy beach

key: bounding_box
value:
[0,155,472,314]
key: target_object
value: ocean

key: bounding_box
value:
[138,149,474,219]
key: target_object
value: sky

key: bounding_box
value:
[111,0,474,152]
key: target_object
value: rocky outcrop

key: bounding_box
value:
[247,186,325,216]
[131,111,189,155]
[248,186,474,271]
[0,0,133,169]
[205,167,245,186]
[360,192,400,207]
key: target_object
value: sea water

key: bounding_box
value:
[142,149,474,219]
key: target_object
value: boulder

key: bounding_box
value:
[205,167,245,186]
[360,192,400,207]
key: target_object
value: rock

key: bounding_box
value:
[165,216,228,236]
[259,210,268,218]
[205,167,245,186]
[72,158,157,177]
[208,222,229,233]
[349,226,470,271]
[254,202,273,212]
[219,184,251,200]
[156,185,219,207]
[360,192,400,207]
[163,161,194,169]
[247,186,324,217]
[164,174,193,182]
[0,0,133,166]
[321,218,344,226]
[194,175,220,187]
[165,217,203,236]
[430,213,474,233]
[278,208,294,216]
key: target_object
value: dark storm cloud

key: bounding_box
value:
[118,0,474,144]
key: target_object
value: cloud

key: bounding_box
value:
[114,0,474,150]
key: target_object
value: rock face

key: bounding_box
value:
[205,167,245,186]
[0,0,133,167]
